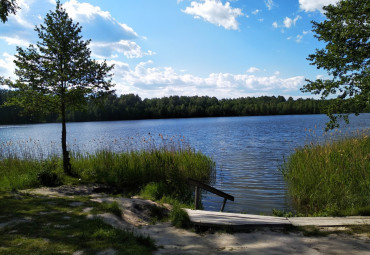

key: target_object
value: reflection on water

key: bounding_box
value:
[1,114,369,214]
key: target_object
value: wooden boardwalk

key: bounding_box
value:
[185,209,370,229]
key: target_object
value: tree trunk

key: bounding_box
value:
[61,100,72,176]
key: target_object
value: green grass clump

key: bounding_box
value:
[0,156,64,191]
[282,133,370,216]
[170,203,191,229]
[98,201,122,218]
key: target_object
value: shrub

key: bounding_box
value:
[170,203,191,229]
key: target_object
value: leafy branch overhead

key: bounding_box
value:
[0,0,19,23]
[302,0,369,130]
[6,1,115,175]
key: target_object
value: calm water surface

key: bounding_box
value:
[1,114,369,214]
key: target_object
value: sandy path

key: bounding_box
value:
[135,222,370,255]
[24,185,370,255]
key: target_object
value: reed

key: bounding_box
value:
[282,133,370,216]
[72,147,215,203]
[0,137,215,204]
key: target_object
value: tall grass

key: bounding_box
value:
[73,147,215,203]
[281,133,370,216]
[0,136,215,204]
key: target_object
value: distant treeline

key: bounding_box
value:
[0,89,368,124]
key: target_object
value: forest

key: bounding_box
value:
[0,88,368,124]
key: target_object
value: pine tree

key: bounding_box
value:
[8,1,115,175]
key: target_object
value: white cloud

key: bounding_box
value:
[10,0,34,29]
[299,0,338,12]
[283,15,301,28]
[252,9,261,15]
[0,0,55,44]
[111,61,306,98]
[295,34,303,43]
[182,0,243,30]
[0,53,16,79]
[247,67,260,73]
[272,21,278,28]
[63,0,110,21]
[293,30,311,43]
[90,40,155,59]
[0,36,30,47]
[265,0,275,10]
[63,0,138,40]
[0,0,140,53]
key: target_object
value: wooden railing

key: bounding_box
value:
[188,178,234,212]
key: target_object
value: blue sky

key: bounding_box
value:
[0,0,338,99]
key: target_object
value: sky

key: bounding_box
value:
[0,0,338,99]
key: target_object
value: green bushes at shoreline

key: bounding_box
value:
[282,133,370,216]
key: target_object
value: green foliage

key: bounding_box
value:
[1,90,353,124]
[272,209,294,218]
[37,158,62,187]
[140,182,171,201]
[282,133,370,216]
[303,0,370,130]
[170,203,191,229]
[0,0,19,23]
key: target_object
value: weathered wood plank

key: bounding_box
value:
[184,209,370,228]
[288,216,370,226]
[184,209,291,228]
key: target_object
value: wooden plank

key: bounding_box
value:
[188,178,234,201]
[184,209,291,228]
[288,217,370,226]
[184,209,370,228]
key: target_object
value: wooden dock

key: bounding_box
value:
[185,209,370,229]
[184,209,290,229]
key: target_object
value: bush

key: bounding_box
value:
[170,204,191,229]
[37,159,62,187]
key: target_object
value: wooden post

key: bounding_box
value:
[188,178,234,211]
[221,197,227,212]
[194,185,199,209]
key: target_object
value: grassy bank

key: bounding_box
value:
[282,133,370,216]
[0,142,215,252]
[0,141,215,205]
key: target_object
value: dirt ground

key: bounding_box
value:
[24,185,370,255]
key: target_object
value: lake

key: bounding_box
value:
[1,114,369,214]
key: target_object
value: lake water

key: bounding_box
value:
[1,114,369,214]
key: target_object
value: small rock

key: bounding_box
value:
[70,202,84,207]
[83,207,93,213]
[97,248,116,255]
